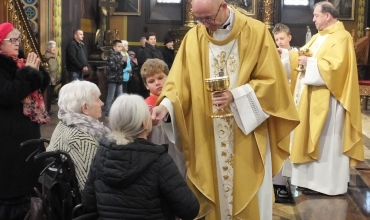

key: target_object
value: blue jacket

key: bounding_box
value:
[123,54,131,82]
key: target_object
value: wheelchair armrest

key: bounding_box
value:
[34,150,62,162]
[20,138,50,148]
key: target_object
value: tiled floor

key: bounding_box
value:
[41,103,370,220]
[272,106,370,220]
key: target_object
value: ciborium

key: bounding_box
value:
[295,47,312,74]
[205,76,233,118]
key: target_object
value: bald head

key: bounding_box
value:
[192,0,221,12]
[192,0,229,31]
[313,1,338,19]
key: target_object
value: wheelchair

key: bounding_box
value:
[21,138,98,220]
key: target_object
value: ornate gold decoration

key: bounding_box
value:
[205,76,234,118]
[53,0,62,86]
[5,0,47,67]
[262,0,274,30]
[184,0,197,28]
[295,48,312,74]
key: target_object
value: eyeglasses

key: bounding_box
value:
[195,2,223,24]
[3,38,21,44]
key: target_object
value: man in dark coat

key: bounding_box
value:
[65,29,88,82]
[138,32,164,64]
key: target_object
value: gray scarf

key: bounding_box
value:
[58,109,110,141]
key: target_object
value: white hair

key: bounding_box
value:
[108,94,151,145]
[8,29,21,36]
[58,80,101,113]
[46,40,56,51]
[121,40,128,46]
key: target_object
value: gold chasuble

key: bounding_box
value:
[158,9,299,219]
[290,22,363,166]
[289,50,299,94]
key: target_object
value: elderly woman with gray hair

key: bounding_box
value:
[45,40,60,113]
[47,80,110,191]
[82,94,200,220]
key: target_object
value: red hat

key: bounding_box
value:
[0,22,15,44]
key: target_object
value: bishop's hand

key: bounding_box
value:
[212,91,234,110]
[151,105,169,126]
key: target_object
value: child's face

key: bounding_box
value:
[274,32,292,49]
[145,71,167,96]
[113,42,123,52]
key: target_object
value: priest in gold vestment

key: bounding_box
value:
[151,0,299,219]
[289,2,363,196]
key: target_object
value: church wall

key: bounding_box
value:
[278,0,362,47]
[110,1,182,55]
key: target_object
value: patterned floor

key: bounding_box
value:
[272,107,370,220]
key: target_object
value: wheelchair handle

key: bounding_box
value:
[34,150,63,162]
[20,138,50,148]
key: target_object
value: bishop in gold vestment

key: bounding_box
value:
[155,2,299,219]
[290,2,363,196]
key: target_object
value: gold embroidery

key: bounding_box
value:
[210,43,237,77]
[225,154,234,167]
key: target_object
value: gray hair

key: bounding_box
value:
[6,29,21,37]
[58,80,101,113]
[46,40,56,51]
[121,40,128,46]
[313,1,338,19]
[108,94,151,145]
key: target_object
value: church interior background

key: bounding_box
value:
[1,0,370,219]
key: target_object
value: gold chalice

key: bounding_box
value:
[205,76,233,118]
[295,47,312,74]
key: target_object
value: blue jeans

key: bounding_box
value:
[105,83,123,116]
[68,71,82,82]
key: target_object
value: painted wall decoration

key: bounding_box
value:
[21,0,38,40]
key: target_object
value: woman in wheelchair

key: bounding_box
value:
[82,94,200,220]
[46,80,109,192]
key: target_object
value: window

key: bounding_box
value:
[284,0,309,6]
[156,0,181,3]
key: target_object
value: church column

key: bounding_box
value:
[183,0,197,28]
[262,0,275,30]
[170,0,196,53]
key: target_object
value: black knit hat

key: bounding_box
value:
[164,35,175,45]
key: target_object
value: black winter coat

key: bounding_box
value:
[66,39,88,72]
[106,50,127,83]
[162,46,175,70]
[0,53,50,199]
[82,138,200,220]
[139,42,164,64]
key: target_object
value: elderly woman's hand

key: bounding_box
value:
[25,52,41,70]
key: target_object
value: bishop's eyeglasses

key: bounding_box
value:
[195,2,222,24]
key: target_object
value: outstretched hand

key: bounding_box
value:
[151,105,169,126]
[25,52,40,70]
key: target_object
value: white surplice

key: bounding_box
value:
[160,7,273,219]
[290,33,349,195]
